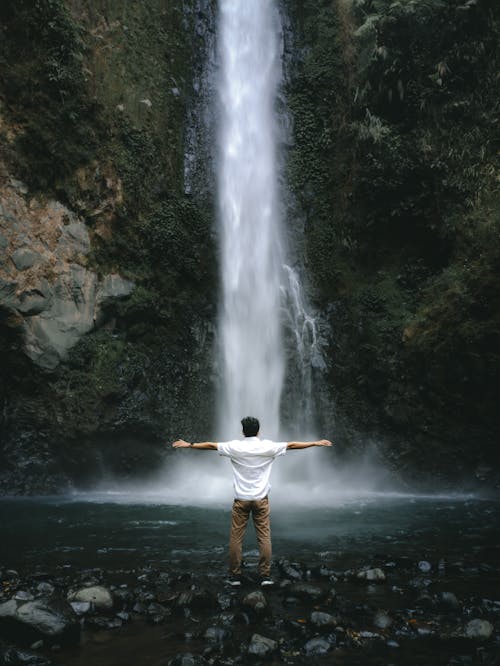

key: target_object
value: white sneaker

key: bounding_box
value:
[260,578,274,587]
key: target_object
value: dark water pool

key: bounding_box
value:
[1,493,500,665]
[1,493,499,570]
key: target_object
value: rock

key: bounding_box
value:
[59,222,90,255]
[175,589,215,611]
[242,591,267,612]
[248,633,277,657]
[13,593,34,602]
[35,584,54,596]
[167,654,206,666]
[288,583,323,600]
[203,626,230,643]
[116,611,129,622]
[67,586,113,610]
[0,597,79,646]
[69,602,91,616]
[96,274,134,308]
[416,592,434,608]
[464,619,493,640]
[0,645,56,665]
[0,278,18,308]
[217,594,232,611]
[360,630,383,639]
[17,287,51,316]
[373,610,392,629]
[279,560,303,580]
[356,568,386,582]
[11,249,43,271]
[310,611,336,627]
[437,591,460,609]
[304,637,331,656]
[0,185,134,370]
[418,561,432,573]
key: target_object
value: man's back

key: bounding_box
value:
[217,436,287,500]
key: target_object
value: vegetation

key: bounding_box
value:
[0,0,498,489]
[0,0,216,490]
[286,0,500,472]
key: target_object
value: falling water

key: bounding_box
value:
[217,1,285,440]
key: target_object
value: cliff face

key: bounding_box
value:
[0,0,216,493]
[0,0,498,493]
[285,0,500,482]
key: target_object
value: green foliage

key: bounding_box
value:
[286,0,500,459]
[0,0,101,190]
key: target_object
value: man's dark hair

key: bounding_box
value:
[241,416,260,437]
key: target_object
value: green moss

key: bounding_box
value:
[0,0,102,190]
[286,0,500,464]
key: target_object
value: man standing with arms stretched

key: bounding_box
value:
[173,416,333,587]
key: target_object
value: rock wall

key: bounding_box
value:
[0,0,498,493]
[0,0,217,493]
[284,0,500,484]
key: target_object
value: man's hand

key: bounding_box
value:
[173,439,191,448]
[318,439,333,447]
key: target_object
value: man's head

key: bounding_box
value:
[241,416,260,437]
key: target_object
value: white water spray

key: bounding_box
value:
[217,1,285,441]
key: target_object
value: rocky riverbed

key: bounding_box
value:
[1,551,499,665]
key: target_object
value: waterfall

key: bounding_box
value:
[217,1,285,441]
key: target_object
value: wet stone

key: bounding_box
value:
[176,589,215,610]
[418,561,432,573]
[373,610,392,629]
[288,583,322,600]
[356,568,386,582]
[310,611,336,627]
[233,611,250,626]
[69,601,91,616]
[13,592,35,602]
[204,626,231,643]
[464,619,493,640]
[0,645,56,665]
[217,594,232,610]
[0,597,79,646]
[437,591,460,609]
[132,602,146,614]
[248,633,277,657]
[279,561,303,580]
[242,591,267,612]
[304,637,331,656]
[67,586,113,610]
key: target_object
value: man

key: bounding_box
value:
[173,416,333,587]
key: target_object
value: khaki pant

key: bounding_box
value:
[229,496,272,577]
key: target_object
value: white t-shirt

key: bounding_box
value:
[217,436,287,500]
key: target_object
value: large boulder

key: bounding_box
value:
[0,597,79,646]
[0,179,134,370]
[67,586,113,610]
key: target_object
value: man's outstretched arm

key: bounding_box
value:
[172,439,218,450]
[287,439,333,450]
